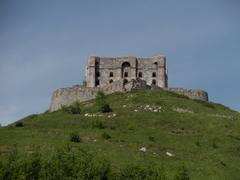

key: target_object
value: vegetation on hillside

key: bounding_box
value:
[0,89,240,179]
[95,91,112,113]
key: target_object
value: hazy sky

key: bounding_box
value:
[0,0,239,125]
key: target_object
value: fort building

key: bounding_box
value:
[85,55,168,88]
[49,54,208,112]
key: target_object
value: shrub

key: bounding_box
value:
[195,140,200,147]
[95,91,112,113]
[61,101,81,114]
[70,132,82,143]
[61,105,71,113]
[212,142,218,149]
[0,146,111,180]
[102,132,111,140]
[70,101,82,114]
[95,91,105,104]
[0,146,172,179]
[100,103,112,113]
[149,136,155,142]
[42,146,111,179]
[0,147,42,180]
[15,121,24,127]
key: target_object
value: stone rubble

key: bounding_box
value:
[166,152,174,157]
[84,113,116,118]
[139,147,147,152]
[134,104,163,113]
[173,107,194,114]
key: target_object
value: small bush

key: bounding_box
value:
[61,105,71,113]
[220,161,227,167]
[100,103,112,113]
[70,132,82,143]
[61,101,81,114]
[102,132,111,140]
[95,91,112,113]
[195,140,200,147]
[149,136,155,142]
[212,142,218,149]
[0,146,111,179]
[70,101,82,114]
[15,121,24,127]
[42,146,111,179]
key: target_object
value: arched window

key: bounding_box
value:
[109,72,113,77]
[109,79,113,83]
[152,79,156,85]
[138,72,142,78]
[121,62,131,78]
[152,72,156,77]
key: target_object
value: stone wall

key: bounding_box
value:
[50,80,125,112]
[164,88,208,101]
[50,79,208,112]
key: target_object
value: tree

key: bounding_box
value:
[95,91,112,113]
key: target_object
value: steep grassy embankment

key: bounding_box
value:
[0,90,240,179]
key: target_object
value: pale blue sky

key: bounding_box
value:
[0,0,239,125]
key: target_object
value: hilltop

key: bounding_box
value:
[0,89,240,179]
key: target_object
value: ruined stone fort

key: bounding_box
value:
[50,55,208,112]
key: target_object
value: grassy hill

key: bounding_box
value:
[0,89,240,179]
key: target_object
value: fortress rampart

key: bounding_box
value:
[164,88,208,101]
[50,80,125,112]
[50,79,208,112]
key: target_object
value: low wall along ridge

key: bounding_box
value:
[50,79,208,112]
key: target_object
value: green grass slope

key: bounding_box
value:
[0,89,240,179]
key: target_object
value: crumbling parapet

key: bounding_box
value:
[50,80,125,112]
[164,88,208,101]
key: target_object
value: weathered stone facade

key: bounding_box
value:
[49,54,209,112]
[85,55,168,88]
